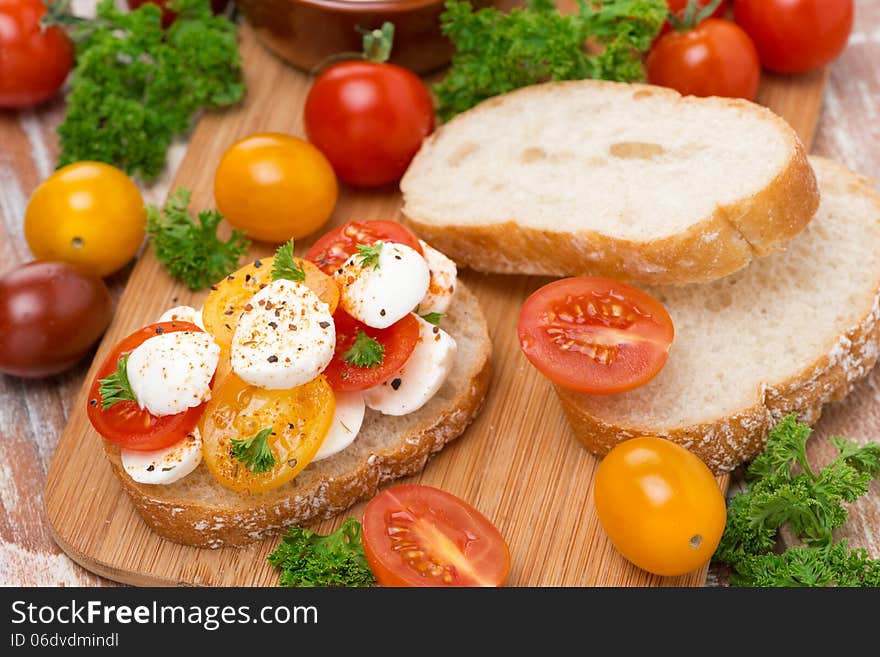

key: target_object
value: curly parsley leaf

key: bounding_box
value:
[714,414,880,586]
[268,519,376,587]
[271,239,307,282]
[435,0,667,120]
[52,0,244,180]
[231,428,276,474]
[342,330,385,368]
[146,187,250,291]
[356,242,383,270]
[98,354,137,409]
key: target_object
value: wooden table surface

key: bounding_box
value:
[2,2,879,587]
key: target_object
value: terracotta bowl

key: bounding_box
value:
[235,0,494,75]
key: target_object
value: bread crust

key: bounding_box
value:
[556,158,880,473]
[401,81,819,287]
[103,284,492,548]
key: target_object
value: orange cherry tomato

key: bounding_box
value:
[201,255,339,351]
[647,18,760,100]
[214,133,338,243]
[362,484,511,587]
[517,277,674,395]
[593,437,726,577]
[199,374,335,493]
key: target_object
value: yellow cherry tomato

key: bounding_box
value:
[24,162,145,277]
[199,374,335,493]
[213,133,337,243]
[593,437,726,577]
[201,255,338,350]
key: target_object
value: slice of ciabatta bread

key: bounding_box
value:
[556,157,880,473]
[104,283,491,548]
[401,80,819,286]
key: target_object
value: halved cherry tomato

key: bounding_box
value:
[323,310,420,391]
[199,373,334,493]
[593,437,726,576]
[202,255,339,350]
[86,322,206,451]
[517,277,674,395]
[305,220,423,275]
[362,485,511,587]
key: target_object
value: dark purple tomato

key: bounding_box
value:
[0,261,113,378]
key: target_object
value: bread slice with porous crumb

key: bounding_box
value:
[401,80,819,286]
[103,283,491,548]
[556,157,880,473]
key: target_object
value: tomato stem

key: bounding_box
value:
[667,0,723,32]
[359,22,395,64]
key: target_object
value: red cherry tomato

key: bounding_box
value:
[305,220,423,275]
[0,261,112,378]
[660,0,729,37]
[0,0,73,108]
[517,277,675,395]
[304,61,435,187]
[322,311,420,391]
[647,18,760,100]
[362,485,511,587]
[125,0,229,28]
[734,0,853,74]
[86,322,207,451]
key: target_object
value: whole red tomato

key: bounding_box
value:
[0,0,73,109]
[0,261,113,378]
[647,18,760,100]
[126,0,229,28]
[304,60,435,187]
[734,0,854,74]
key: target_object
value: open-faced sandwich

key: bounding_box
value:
[85,221,491,547]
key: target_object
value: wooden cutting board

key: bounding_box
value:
[44,25,829,587]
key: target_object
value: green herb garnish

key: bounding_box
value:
[272,239,307,282]
[268,519,376,587]
[714,414,880,587]
[146,188,250,290]
[420,312,444,326]
[97,354,137,409]
[435,0,667,121]
[342,330,385,368]
[356,242,383,270]
[48,0,244,179]
[231,428,277,474]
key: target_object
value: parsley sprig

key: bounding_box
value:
[268,519,376,587]
[435,0,667,120]
[356,242,383,270]
[146,188,250,291]
[49,0,244,180]
[271,239,307,282]
[231,428,277,474]
[97,354,137,409]
[342,331,385,368]
[714,415,880,586]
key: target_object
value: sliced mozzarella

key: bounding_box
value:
[334,242,430,329]
[158,305,205,330]
[417,240,457,316]
[363,315,457,416]
[231,279,335,390]
[127,331,220,416]
[313,391,366,462]
[121,430,202,485]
